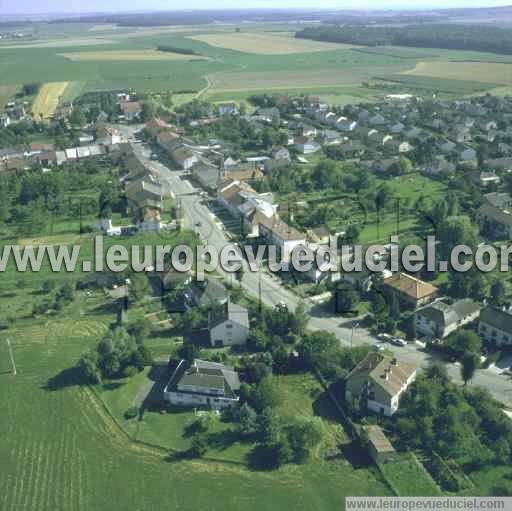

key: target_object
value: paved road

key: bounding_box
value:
[119,125,512,408]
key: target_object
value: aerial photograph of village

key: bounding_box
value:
[4,1,512,510]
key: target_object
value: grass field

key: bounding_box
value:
[374,73,496,94]
[0,279,392,511]
[402,60,512,85]
[188,32,354,54]
[31,81,70,119]
[60,49,208,62]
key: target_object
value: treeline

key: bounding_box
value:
[156,45,201,56]
[296,24,512,55]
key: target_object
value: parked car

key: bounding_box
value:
[377,333,392,342]
[391,337,407,347]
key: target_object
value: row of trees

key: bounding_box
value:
[296,23,512,56]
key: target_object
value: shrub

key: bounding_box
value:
[124,406,139,420]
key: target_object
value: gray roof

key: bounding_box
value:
[417,299,481,328]
[190,278,228,307]
[167,359,240,398]
[480,306,512,334]
[209,300,249,330]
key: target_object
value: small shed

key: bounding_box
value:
[364,425,396,464]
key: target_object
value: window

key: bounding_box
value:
[226,324,233,329]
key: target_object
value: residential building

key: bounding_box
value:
[294,136,320,154]
[185,278,228,308]
[478,192,512,240]
[383,272,438,308]
[208,300,249,347]
[258,216,307,262]
[345,353,417,416]
[415,299,481,339]
[478,306,512,346]
[218,103,238,116]
[119,101,142,121]
[163,359,240,409]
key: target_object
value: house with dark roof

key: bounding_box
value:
[384,272,438,309]
[478,192,512,240]
[185,278,228,309]
[416,299,481,339]
[345,353,417,416]
[478,306,512,346]
[208,300,249,347]
[163,359,240,409]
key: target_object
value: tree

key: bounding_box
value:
[334,283,360,314]
[257,407,280,443]
[142,100,157,121]
[178,341,200,364]
[238,403,258,436]
[490,279,506,306]
[449,330,482,360]
[189,434,208,458]
[78,350,101,383]
[461,352,480,385]
[250,376,282,412]
[285,417,323,462]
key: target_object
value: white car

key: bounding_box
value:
[391,337,407,347]
[377,333,392,342]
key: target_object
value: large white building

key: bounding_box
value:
[163,359,241,409]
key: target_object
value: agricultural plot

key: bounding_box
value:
[60,50,208,62]
[188,32,355,54]
[210,66,395,92]
[374,73,496,95]
[402,60,512,85]
[31,82,70,120]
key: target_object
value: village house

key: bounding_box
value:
[208,300,250,347]
[345,353,417,416]
[478,306,512,346]
[96,125,122,146]
[119,101,142,121]
[415,299,481,339]
[294,136,321,154]
[218,102,238,116]
[145,118,173,138]
[163,359,240,409]
[258,216,307,262]
[272,146,291,161]
[171,146,199,170]
[478,192,512,240]
[383,272,438,308]
[185,278,228,309]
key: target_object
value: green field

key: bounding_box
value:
[0,284,392,511]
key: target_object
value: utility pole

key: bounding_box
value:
[6,338,16,376]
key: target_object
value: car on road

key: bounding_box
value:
[195,221,202,227]
[390,337,407,347]
[377,333,392,342]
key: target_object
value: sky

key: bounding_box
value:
[1,0,512,15]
